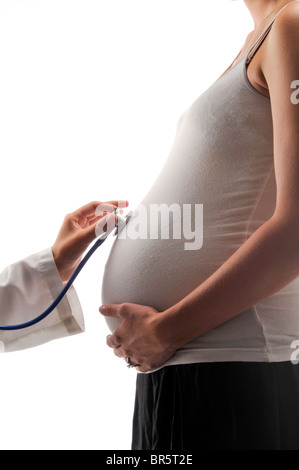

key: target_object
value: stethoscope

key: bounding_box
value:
[0,209,133,331]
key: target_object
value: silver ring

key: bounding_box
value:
[125,357,139,369]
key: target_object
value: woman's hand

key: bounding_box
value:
[52,200,128,283]
[99,302,177,373]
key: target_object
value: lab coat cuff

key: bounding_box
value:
[38,248,85,335]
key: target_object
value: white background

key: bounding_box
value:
[0,0,252,450]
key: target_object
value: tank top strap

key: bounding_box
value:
[246,0,299,65]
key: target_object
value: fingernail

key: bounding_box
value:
[99,305,107,313]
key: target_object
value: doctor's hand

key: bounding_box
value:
[99,302,177,373]
[52,200,128,283]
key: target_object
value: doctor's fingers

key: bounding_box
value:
[70,200,129,223]
[94,212,117,235]
[94,200,129,217]
[72,200,118,216]
[72,213,115,247]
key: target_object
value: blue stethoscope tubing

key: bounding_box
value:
[0,232,109,331]
[0,210,132,331]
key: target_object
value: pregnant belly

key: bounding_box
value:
[101,235,183,332]
[101,210,230,333]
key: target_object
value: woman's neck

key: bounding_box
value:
[244,0,295,27]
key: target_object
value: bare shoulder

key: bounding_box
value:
[261,2,299,90]
[268,2,299,51]
[276,1,299,23]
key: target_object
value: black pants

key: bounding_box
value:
[132,362,299,450]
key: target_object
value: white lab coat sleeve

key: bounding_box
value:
[0,247,85,353]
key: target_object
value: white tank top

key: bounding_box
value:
[101,2,299,368]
